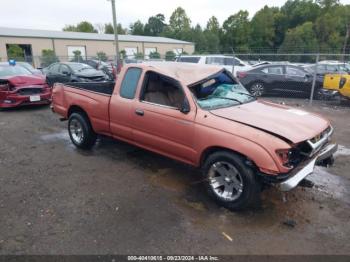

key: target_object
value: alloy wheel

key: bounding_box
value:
[208,161,244,201]
[69,118,84,144]
[250,83,264,97]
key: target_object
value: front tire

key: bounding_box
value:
[250,82,265,97]
[203,151,261,211]
[68,112,97,149]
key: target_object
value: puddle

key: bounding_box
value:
[334,145,350,157]
[40,131,70,142]
[309,167,350,205]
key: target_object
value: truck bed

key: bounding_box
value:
[52,81,114,135]
[63,81,115,95]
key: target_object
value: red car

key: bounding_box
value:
[0,62,51,108]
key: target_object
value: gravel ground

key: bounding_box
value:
[0,99,349,255]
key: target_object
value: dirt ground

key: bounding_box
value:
[0,98,349,255]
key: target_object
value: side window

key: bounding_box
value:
[50,64,60,74]
[120,67,142,99]
[59,65,70,74]
[286,67,305,77]
[317,65,326,74]
[262,66,284,75]
[326,65,337,72]
[141,72,185,109]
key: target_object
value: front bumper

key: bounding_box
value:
[320,88,340,98]
[0,91,52,108]
[278,143,338,191]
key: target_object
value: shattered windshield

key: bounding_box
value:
[190,71,255,110]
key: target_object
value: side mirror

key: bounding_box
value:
[62,71,70,75]
[180,98,190,114]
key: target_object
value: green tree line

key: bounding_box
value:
[63,0,350,54]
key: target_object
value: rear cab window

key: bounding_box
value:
[120,67,142,99]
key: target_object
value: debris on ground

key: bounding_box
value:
[222,232,233,242]
[282,219,297,228]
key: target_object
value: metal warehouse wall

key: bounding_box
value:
[0,36,195,66]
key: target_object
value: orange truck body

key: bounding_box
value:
[52,63,336,182]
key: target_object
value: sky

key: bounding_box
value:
[0,0,350,31]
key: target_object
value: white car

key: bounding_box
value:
[176,55,251,76]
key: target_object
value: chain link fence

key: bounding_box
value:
[1,52,349,107]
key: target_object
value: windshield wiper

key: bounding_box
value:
[201,96,243,105]
[232,91,256,98]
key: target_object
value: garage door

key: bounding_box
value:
[125,47,138,59]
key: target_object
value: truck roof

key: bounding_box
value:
[132,62,224,86]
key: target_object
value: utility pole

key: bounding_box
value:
[109,0,120,65]
[342,23,349,62]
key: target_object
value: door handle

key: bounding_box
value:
[135,109,144,116]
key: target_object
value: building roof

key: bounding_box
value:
[136,62,224,86]
[0,27,193,45]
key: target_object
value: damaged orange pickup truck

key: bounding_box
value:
[52,62,338,210]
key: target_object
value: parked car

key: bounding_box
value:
[304,61,350,76]
[44,62,109,87]
[51,62,337,210]
[0,62,51,108]
[322,73,350,100]
[237,64,323,98]
[17,62,43,75]
[176,55,251,76]
[82,59,115,80]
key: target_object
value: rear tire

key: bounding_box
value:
[68,112,97,150]
[202,151,261,211]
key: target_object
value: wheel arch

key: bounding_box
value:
[200,146,257,169]
[68,105,88,118]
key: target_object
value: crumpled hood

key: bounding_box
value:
[1,75,46,87]
[75,70,105,78]
[210,100,329,144]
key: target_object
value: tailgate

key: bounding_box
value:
[52,83,111,134]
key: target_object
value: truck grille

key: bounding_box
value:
[306,126,333,157]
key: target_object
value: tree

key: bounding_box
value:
[279,22,319,61]
[149,51,161,59]
[7,44,24,60]
[70,50,83,62]
[63,21,97,33]
[96,51,108,61]
[191,24,206,53]
[130,20,145,35]
[166,7,192,40]
[281,0,321,29]
[134,52,144,59]
[40,49,59,67]
[249,6,279,51]
[165,51,176,61]
[221,11,251,52]
[317,0,340,9]
[104,23,127,34]
[204,16,221,53]
[144,14,166,36]
[206,16,220,34]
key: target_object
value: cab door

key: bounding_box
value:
[130,71,197,165]
[285,66,310,95]
[109,67,143,142]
